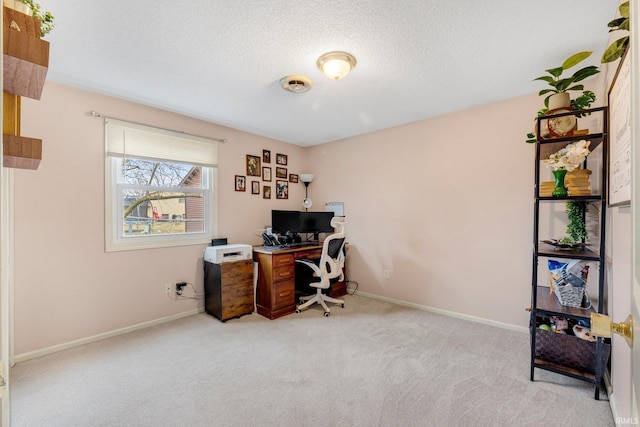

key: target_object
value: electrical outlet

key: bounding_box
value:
[383,269,390,279]
[175,282,187,296]
[165,283,172,295]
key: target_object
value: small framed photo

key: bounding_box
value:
[235,175,246,192]
[246,155,261,177]
[262,166,272,182]
[276,180,288,199]
[276,153,288,165]
[262,149,271,164]
[289,174,298,183]
[251,181,260,194]
[276,167,287,179]
[263,186,271,199]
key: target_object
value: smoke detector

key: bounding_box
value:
[280,75,313,93]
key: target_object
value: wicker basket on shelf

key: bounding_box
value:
[535,328,610,374]
[553,271,588,308]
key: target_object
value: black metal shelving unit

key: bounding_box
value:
[529,106,611,400]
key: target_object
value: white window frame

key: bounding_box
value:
[104,119,218,252]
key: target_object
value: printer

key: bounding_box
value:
[203,244,252,264]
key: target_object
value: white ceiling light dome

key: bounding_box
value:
[317,51,357,80]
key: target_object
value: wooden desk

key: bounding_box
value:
[253,244,347,319]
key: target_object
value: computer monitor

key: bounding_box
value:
[271,210,301,235]
[300,211,335,233]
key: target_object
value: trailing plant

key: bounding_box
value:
[602,1,629,63]
[17,0,54,37]
[565,201,588,243]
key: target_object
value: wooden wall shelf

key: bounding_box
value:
[3,134,41,170]
[3,6,49,100]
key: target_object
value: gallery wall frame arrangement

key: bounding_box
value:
[236,150,296,199]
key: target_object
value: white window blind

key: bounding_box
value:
[105,118,218,166]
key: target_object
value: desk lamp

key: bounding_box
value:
[299,174,314,210]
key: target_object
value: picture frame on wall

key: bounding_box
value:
[262,166,271,182]
[276,180,288,199]
[276,153,288,165]
[263,186,271,199]
[235,175,246,192]
[607,47,631,206]
[246,155,261,177]
[276,167,287,179]
[263,149,271,163]
[251,181,260,194]
[289,174,298,183]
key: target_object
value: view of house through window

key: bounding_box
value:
[104,118,218,251]
[119,158,207,236]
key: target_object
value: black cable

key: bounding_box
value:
[176,283,205,300]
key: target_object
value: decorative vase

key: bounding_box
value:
[552,169,568,197]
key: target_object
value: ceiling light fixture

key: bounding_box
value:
[279,75,313,93]
[317,51,357,80]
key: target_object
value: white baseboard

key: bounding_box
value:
[349,288,529,334]
[13,308,204,364]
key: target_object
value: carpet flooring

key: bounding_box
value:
[11,295,614,426]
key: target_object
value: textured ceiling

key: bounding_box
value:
[38,0,618,146]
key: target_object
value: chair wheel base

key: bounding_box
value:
[295,309,301,314]
[324,312,330,317]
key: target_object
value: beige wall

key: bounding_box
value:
[307,95,537,325]
[15,82,308,355]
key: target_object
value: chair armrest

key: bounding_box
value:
[295,259,321,276]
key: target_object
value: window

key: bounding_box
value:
[105,119,218,251]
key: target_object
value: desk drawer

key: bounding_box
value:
[273,265,294,281]
[273,254,294,268]
[274,280,295,309]
[295,249,321,259]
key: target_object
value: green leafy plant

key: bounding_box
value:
[533,51,600,109]
[565,201,588,243]
[17,0,54,37]
[525,52,599,144]
[602,1,629,63]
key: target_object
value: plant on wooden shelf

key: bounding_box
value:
[9,0,55,37]
[601,1,629,64]
[525,52,600,143]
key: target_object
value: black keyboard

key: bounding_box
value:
[281,241,317,248]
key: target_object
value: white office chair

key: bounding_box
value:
[295,217,346,317]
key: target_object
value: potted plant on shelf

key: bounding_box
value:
[601,1,629,64]
[525,51,600,143]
